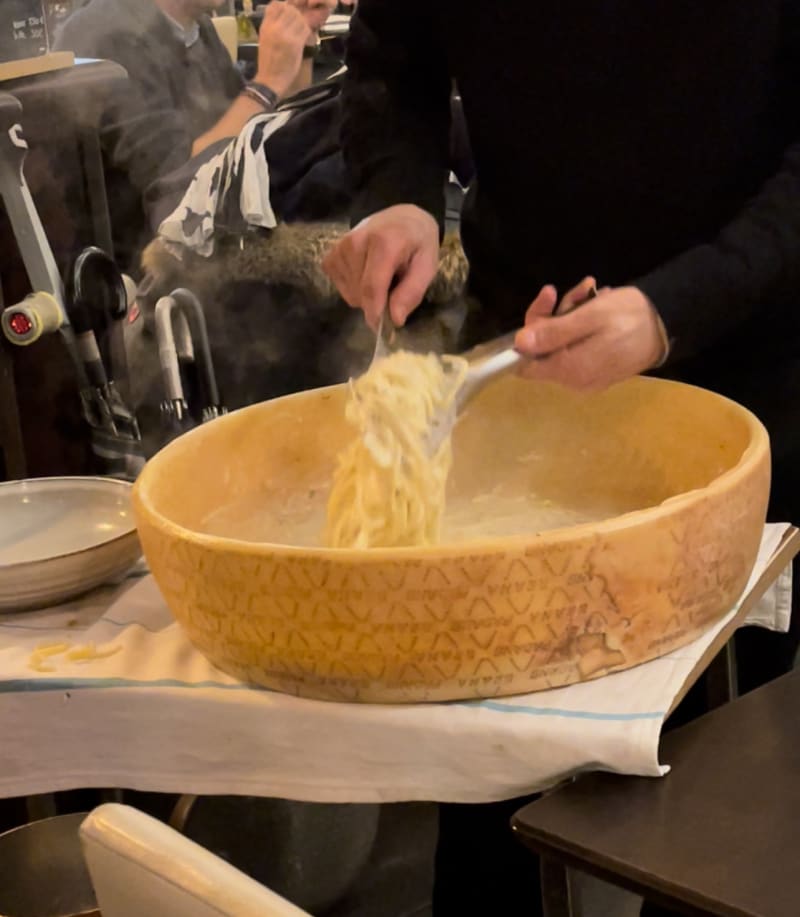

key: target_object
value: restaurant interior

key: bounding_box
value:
[0,2,797,916]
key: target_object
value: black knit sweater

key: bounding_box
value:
[342,1,800,463]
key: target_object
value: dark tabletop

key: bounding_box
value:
[512,669,800,917]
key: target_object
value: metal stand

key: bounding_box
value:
[155,288,226,429]
[0,93,67,314]
[0,92,82,370]
[0,92,144,478]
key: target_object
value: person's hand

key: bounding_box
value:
[322,204,440,329]
[513,279,668,391]
[256,1,312,98]
[290,0,337,38]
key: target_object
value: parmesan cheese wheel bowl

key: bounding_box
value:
[132,376,770,703]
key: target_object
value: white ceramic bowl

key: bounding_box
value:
[0,477,141,612]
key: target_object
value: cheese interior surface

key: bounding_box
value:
[201,487,615,547]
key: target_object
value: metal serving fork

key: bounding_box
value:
[372,283,598,454]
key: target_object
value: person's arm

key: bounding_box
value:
[515,7,800,392]
[513,122,800,392]
[342,0,452,230]
[514,124,800,391]
[192,1,311,156]
[320,0,452,325]
[191,94,273,158]
[56,3,310,185]
[633,1,800,365]
[284,55,314,100]
[635,140,800,365]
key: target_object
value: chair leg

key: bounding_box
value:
[168,794,199,833]
[540,855,574,917]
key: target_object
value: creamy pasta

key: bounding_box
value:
[325,350,468,548]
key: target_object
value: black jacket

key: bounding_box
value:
[342,1,800,484]
[55,0,242,266]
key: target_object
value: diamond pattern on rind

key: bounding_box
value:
[134,449,770,703]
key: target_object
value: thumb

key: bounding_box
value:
[524,285,558,324]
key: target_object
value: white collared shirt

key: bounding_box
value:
[161,10,200,48]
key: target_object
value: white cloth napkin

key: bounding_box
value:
[0,525,792,803]
[157,111,292,257]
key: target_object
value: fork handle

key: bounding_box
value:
[460,282,598,362]
[456,345,525,411]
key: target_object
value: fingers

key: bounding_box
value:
[321,205,440,327]
[516,301,605,358]
[261,1,279,21]
[388,248,439,326]
[555,275,597,315]
[264,0,311,37]
[290,9,312,41]
[523,276,599,326]
[286,0,332,37]
[524,285,558,324]
[324,234,430,330]
[323,231,406,328]
[360,235,401,326]
[322,234,367,310]
[516,286,666,391]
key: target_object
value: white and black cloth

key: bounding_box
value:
[158,111,293,258]
[152,74,351,255]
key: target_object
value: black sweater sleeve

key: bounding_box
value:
[636,140,800,365]
[635,1,800,365]
[342,0,452,229]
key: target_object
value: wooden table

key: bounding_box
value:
[512,668,800,917]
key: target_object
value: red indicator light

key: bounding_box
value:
[8,312,33,336]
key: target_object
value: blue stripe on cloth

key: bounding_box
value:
[456,700,665,721]
[0,678,665,720]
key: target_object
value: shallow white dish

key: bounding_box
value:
[0,477,141,612]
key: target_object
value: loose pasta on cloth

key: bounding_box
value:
[0,525,792,803]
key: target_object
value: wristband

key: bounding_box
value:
[242,81,279,110]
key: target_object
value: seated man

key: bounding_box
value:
[55,0,335,269]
